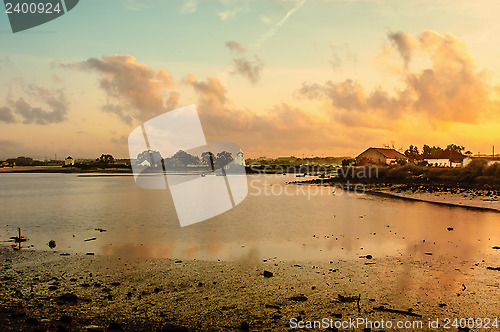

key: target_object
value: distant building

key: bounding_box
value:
[235,150,245,166]
[356,147,408,165]
[64,156,75,166]
[467,157,500,167]
[424,149,470,167]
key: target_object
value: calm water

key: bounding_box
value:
[0,173,499,262]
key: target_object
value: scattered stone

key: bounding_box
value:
[108,322,122,330]
[58,293,78,303]
[288,295,308,301]
[263,270,273,278]
[265,304,281,309]
[161,324,188,331]
[338,294,359,303]
[59,253,70,256]
[221,304,237,310]
[373,306,422,317]
[26,317,39,325]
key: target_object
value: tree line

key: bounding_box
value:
[136,149,234,169]
[404,144,472,160]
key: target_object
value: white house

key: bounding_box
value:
[64,156,75,166]
[424,149,469,167]
[356,147,408,165]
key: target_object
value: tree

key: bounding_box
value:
[97,154,114,164]
[422,145,443,158]
[137,150,162,167]
[404,145,420,159]
[214,151,233,168]
[172,150,199,166]
[341,158,355,167]
[446,144,465,153]
[201,151,215,170]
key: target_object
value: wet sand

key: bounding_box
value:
[366,189,500,213]
[1,246,499,331]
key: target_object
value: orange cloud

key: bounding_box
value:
[298,30,500,126]
[64,54,177,123]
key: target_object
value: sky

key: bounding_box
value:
[1,0,500,159]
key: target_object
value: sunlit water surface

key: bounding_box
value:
[0,173,498,263]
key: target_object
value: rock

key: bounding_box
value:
[288,295,308,301]
[366,255,373,259]
[486,266,500,271]
[86,252,95,256]
[58,293,78,303]
[263,270,273,278]
[26,317,39,325]
[493,246,500,250]
[447,227,454,231]
[439,303,447,307]
[162,324,188,331]
[84,326,105,332]
[48,240,56,249]
[265,304,281,309]
[110,282,121,286]
[48,285,59,291]
[108,322,122,330]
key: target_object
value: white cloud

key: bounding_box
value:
[180,0,197,14]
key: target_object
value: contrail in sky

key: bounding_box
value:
[251,0,307,50]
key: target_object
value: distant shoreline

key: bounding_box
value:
[0,166,132,174]
[364,189,500,213]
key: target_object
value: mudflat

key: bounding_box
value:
[1,246,499,331]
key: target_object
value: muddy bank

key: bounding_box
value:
[363,184,500,213]
[1,246,499,331]
[293,179,500,213]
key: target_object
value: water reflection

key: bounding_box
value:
[0,173,498,266]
